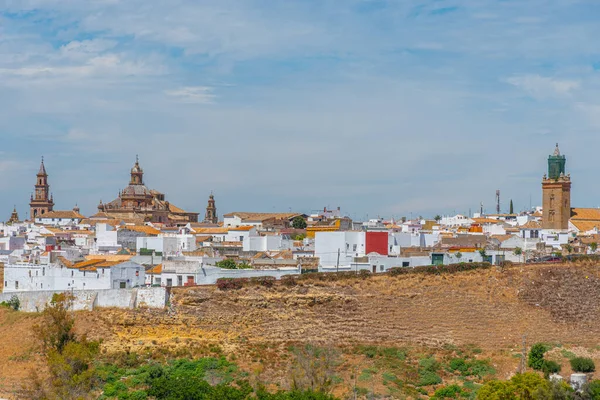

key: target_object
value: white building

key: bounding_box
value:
[136,236,178,255]
[2,260,145,293]
[94,223,121,253]
[243,235,293,252]
[440,214,474,227]
[35,210,85,226]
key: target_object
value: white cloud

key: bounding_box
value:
[506,75,580,99]
[165,86,216,104]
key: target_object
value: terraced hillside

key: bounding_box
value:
[2,262,600,398]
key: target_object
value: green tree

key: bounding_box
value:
[541,360,561,378]
[216,259,239,270]
[527,343,548,371]
[590,242,598,254]
[292,216,307,229]
[479,249,487,258]
[455,252,463,260]
[510,200,514,214]
[30,293,100,400]
[564,244,573,254]
[514,247,523,263]
[434,215,442,222]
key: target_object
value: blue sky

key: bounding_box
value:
[2,0,600,221]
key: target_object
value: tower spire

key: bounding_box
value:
[30,157,54,219]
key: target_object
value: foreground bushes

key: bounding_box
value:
[389,262,492,276]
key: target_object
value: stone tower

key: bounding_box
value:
[542,144,571,230]
[204,193,218,224]
[130,155,144,185]
[7,206,19,224]
[29,157,55,219]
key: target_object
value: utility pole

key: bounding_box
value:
[353,366,357,400]
[336,248,340,273]
[519,334,527,374]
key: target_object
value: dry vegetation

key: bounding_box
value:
[2,262,600,398]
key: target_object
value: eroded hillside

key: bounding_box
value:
[2,263,600,398]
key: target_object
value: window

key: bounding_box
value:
[166,278,173,287]
[83,271,86,277]
[177,275,183,286]
[240,236,244,242]
[120,282,126,289]
[71,270,74,277]
[28,270,31,277]
[41,283,43,289]
[36,270,38,276]
[155,277,162,285]
[15,281,19,289]
[43,267,45,276]
[353,244,357,251]
[402,261,410,267]
[380,265,384,271]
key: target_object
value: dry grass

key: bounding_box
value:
[2,262,600,398]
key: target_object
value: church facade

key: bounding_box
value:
[95,158,199,224]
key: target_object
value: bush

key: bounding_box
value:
[0,295,20,311]
[216,278,247,291]
[571,357,596,373]
[216,259,239,270]
[388,267,411,276]
[249,276,276,288]
[528,343,549,371]
[432,384,463,399]
[542,360,561,377]
[419,371,442,386]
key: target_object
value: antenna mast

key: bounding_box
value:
[496,190,501,214]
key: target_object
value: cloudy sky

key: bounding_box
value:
[2,0,600,221]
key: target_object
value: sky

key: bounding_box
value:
[2,0,600,221]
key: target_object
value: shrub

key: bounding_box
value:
[571,357,596,373]
[250,276,275,288]
[0,295,20,311]
[419,371,442,386]
[528,343,549,371]
[478,373,548,400]
[432,384,462,399]
[542,360,561,377]
[216,259,238,270]
[216,278,247,291]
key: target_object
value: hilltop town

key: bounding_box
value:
[1,144,599,302]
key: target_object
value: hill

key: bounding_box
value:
[2,262,600,398]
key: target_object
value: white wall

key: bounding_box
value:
[315,231,366,268]
[95,224,119,251]
[0,287,167,312]
[136,236,178,255]
[35,217,82,226]
[3,261,145,293]
[243,235,293,252]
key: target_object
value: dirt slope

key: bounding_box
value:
[2,263,600,398]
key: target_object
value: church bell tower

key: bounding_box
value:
[542,144,571,230]
[29,157,55,220]
[204,193,218,224]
